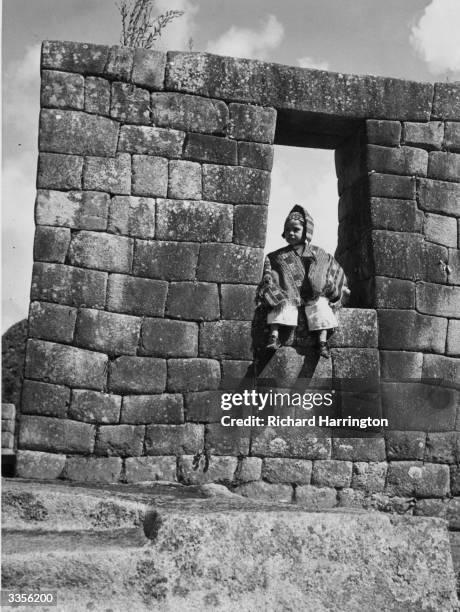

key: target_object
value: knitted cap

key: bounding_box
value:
[282,205,314,242]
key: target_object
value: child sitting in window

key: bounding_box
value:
[257,205,348,358]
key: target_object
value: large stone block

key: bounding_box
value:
[132,155,168,197]
[33,226,71,263]
[423,241,449,284]
[235,457,262,482]
[166,282,220,321]
[380,351,423,380]
[416,282,460,317]
[132,48,166,89]
[221,360,253,389]
[371,231,423,280]
[179,455,238,485]
[107,274,167,317]
[432,82,460,120]
[36,190,109,231]
[121,394,184,425]
[378,310,448,353]
[238,141,274,171]
[331,348,379,380]
[29,301,77,344]
[444,121,460,152]
[156,199,232,242]
[168,161,202,200]
[125,456,177,482]
[417,178,460,216]
[15,450,66,480]
[312,459,352,488]
[368,173,416,199]
[235,481,293,502]
[448,248,460,285]
[447,319,460,356]
[144,423,204,455]
[374,276,415,309]
[233,205,268,247]
[386,461,450,498]
[366,120,401,146]
[205,423,250,455]
[228,103,277,143]
[21,380,69,419]
[423,354,460,387]
[184,133,237,165]
[109,356,166,394]
[220,284,257,320]
[83,153,131,194]
[65,456,122,483]
[150,92,228,134]
[95,424,145,457]
[69,389,121,424]
[369,198,423,233]
[19,415,95,454]
[140,318,198,357]
[118,125,184,157]
[200,321,253,359]
[167,359,221,392]
[31,262,107,308]
[133,240,199,280]
[295,485,337,509]
[41,70,84,109]
[330,309,378,348]
[37,153,83,190]
[386,430,426,460]
[110,82,150,124]
[108,196,155,239]
[425,213,457,247]
[352,462,387,493]
[367,145,428,176]
[425,432,459,464]
[68,231,133,274]
[40,109,119,156]
[197,243,264,283]
[262,458,312,484]
[332,436,386,462]
[251,426,331,460]
[404,121,444,150]
[41,40,109,74]
[104,46,133,81]
[202,164,271,205]
[25,339,108,390]
[428,151,460,182]
[184,390,226,423]
[85,77,110,116]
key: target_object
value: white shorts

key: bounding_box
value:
[304,296,338,331]
[267,303,298,326]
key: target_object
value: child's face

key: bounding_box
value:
[284,220,304,245]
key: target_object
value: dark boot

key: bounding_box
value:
[267,333,281,350]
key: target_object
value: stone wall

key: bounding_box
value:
[17,41,459,527]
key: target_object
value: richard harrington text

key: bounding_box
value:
[221,415,389,429]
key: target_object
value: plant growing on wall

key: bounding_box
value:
[117,0,184,48]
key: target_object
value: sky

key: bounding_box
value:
[2,0,460,332]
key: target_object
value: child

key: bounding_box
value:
[257,205,348,358]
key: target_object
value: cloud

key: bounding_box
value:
[206,14,284,60]
[297,56,330,71]
[154,0,199,51]
[410,0,460,75]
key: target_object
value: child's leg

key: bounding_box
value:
[318,329,327,343]
[267,324,281,349]
[318,329,330,358]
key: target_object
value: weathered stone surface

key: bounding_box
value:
[452,467,460,495]
[144,423,203,455]
[386,430,426,460]
[312,460,352,488]
[108,196,155,239]
[330,309,377,348]
[167,359,221,392]
[31,262,107,308]
[40,109,119,156]
[111,82,149,124]
[197,243,264,283]
[417,178,460,216]
[220,284,257,320]
[432,82,460,120]
[332,436,386,462]
[37,152,83,190]
[404,121,444,150]
[166,282,219,321]
[107,274,167,317]
[378,310,447,353]
[371,230,423,280]
[428,151,460,182]
[21,380,69,418]
[369,198,423,232]
[205,423,250,455]
[33,226,70,263]
[179,455,237,485]
[444,121,460,152]
[424,213,457,247]
[352,462,387,493]
[83,153,131,194]
[85,77,110,115]
[19,415,95,454]
[425,432,459,464]
[382,382,457,431]
[448,248,460,285]
[423,241,449,283]
[262,458,312,484]
[423,354,460,386]
[95,425,145,457]
[125,456,177,482]
[235,481,293,503]
[235,457,262,482]
[221,360,253,389]
[104,46,133,81]
[238,141,274,171]
[121,394,184,425]
[68,230,133,274]
[118,125,184,157]
[200,321,252,359]
[366,120,401,146]
[75,309,140,355]
[2,404,15,420]
[295,485,337,509]
[447,319,460,356]
[368,173,416,199]
[228,103,277,143]
[184,390,225,423]
[156,199,232,242]
[150,92,228,134]
[374,276,415,309]
[69,390,121,424]
[41,40,109,74]
[25,339,108,390]
[184,133,237,165]
[132,155,168,197]
[29,301,77,343]
[15,450,66,479]
[416,282,460,317]
[166,52,433,121]
[65,456,122,483]
[140,318,198,357]
[36,190,109,230]
[252,426,331,460]
[332,348,379,380]
[386,461,450,498]
[109,356,166,394]
[233,205,268,247]
[367,144,428,176]
[132,49,166,89]
[168,161,202,200]
[202,164,271,205]
[380,351,423,380]
[133,240,199,280]
[41,70,84,109]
